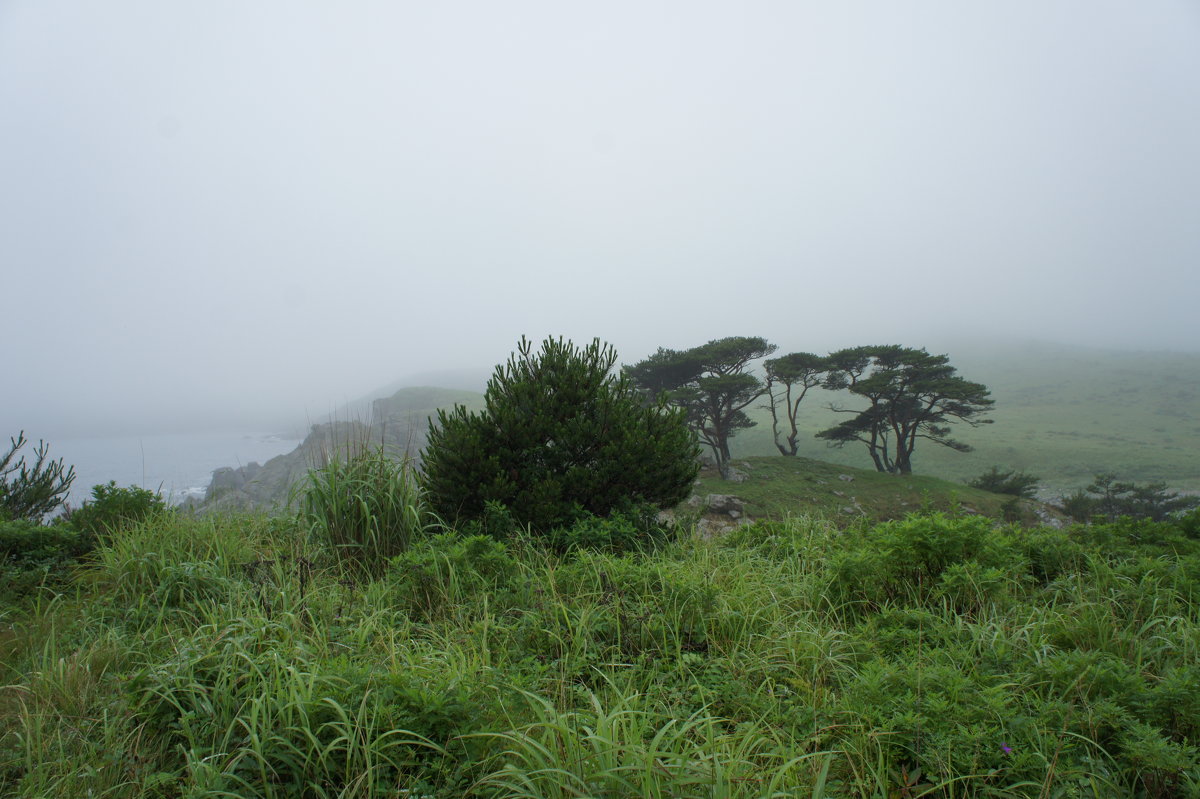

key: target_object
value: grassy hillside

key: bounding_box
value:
[4,505,1200,796]
[728,341,1200,493]
[694,456,1056,525]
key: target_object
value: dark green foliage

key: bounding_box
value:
[421,336,698,533]
[0,518,93,600]
[1060,473,1200,523]
[458,498,525,539]
[1021,526,1088,583]
[546,500,671,553]
[298,448,433,574]
[818,346,994,475]
[0,519,92,565]
[135,643,483,796]
[1119,720,1200,798]
[827,513,1024,611]
[626,336,776,479]
[67,481,167,537]
[544,552,718,660]
[621,346,703,397]
[388,532,522,620]
[0,432,75,522]
[967,465,1041,498]
[1179,508,1200,540]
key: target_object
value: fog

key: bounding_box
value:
[3,2,1198,437]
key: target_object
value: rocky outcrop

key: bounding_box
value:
[661,493,752,538]
[191,386,485,513]
[192,421,372,512]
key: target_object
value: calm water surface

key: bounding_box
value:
[47,432,300,507]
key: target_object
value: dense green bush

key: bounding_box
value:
[421,336,698,535]
[298,448,434,574]
[827,513,1024,611]
[1020,526,1087,583]
[545,552,718,660]
[67,481,167,537]
[0,519,91,565]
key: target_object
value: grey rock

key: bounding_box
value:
[703,494,744,516]
[193,386,479,514]
[1034,505,1065,529]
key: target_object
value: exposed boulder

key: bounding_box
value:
[703,494,745,517]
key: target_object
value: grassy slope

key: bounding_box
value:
[5,508,1200,796]
[372,385,486,417]
[728,340,1200,493]
[694,455,1051,524]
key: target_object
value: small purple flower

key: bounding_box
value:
[1001,742,1013,755]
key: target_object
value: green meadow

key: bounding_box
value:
[727,341,1200,493]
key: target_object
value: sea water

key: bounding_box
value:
[46,432,301,508]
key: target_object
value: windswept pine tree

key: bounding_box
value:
[818,346,994,475]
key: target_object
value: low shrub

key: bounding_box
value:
[1060,474,1199,523]
[968,465,1041,498]
[827,513,1024,611]
[66,481,167,538]
[1021,526,1087,584]
[545,500,671,554]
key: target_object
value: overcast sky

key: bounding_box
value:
[3,2,1199,436]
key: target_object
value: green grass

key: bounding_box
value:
[694,456,1049,524]
[3,503,1200,797]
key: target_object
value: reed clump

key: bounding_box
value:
[297,447,436,575]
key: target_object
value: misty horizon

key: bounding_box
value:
[3,2,1198,439]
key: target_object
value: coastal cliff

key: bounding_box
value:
[193,386,483,512]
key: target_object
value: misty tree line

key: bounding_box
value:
[624,337,994,479]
